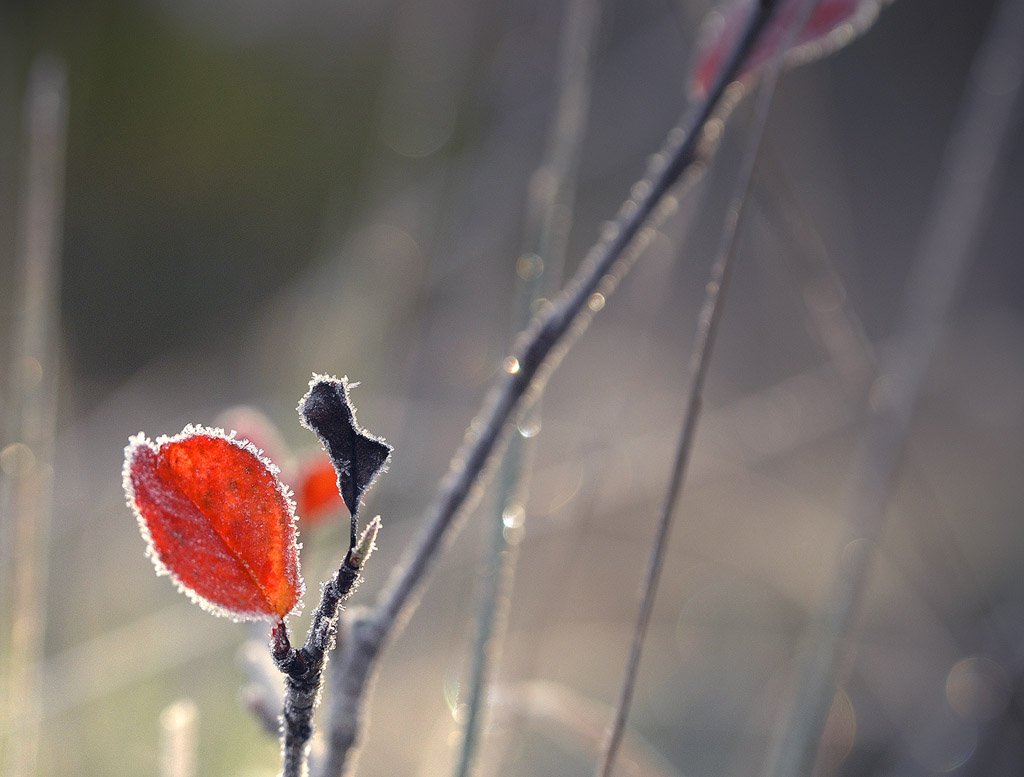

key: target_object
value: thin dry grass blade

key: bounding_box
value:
[765,1,1024,774]
[0,54,67,777]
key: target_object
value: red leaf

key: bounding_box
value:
[691,0,886,97]
[295,455,346,526]
[215,404,349,528]
[124,426,303,621]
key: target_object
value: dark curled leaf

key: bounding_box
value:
[298,374,392,518]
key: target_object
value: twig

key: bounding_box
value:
[0,54,67,777]
[375,0,781,646]
[764,1,1024,775]
[315,3,785,774]
[453,0,601,775]
[274,519,381,777]
[273,377,391,777]
[592,0,814,772]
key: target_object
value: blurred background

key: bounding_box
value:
[1,0,1023,775]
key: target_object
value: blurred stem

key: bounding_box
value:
[159,700,199,777]
[753,153,875,397]
[765,1,1024,775]
[592,0,814,772]
[758,151,1015,657]
[374,0,780,663]
[453,0,601,775]
[493,681,685,777]
[0,55,66,777]
[315,2,784,774]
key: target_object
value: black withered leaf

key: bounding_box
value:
[298,375,392,517]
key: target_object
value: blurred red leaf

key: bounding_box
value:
[295,455,346,526]
[215,406,294,474]
[124,426,303,621]
[692,0,885,97]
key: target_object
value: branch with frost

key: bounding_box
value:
[314,3,798,774]
[119,2,898,776]
[312,0,898,771]
[123,375,392,777]
[272,378,392,777]
[592,0,817,769]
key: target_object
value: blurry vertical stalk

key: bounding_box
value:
[765,1,1024,775]
[592,0,824,773]
[753,158,875,397]
[0,56,67,777]
[159,700,199,777]
[452,0,600,774]
[493,681,685,777]
[318,3,816,772]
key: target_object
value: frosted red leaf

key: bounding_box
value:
[216,405,347,528]
[295,455,346,526]
[692,0,886,96]
[124,426,303,622]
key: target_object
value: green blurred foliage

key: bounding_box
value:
[6,0,390,390]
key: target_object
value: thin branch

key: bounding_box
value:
[593,0,816,771]
[374,0,781,632]
[274,519,380,777]
[0,54,67,777]
[274,377,392,777]
[315,2,785,773]
[765,1,1024,775]
[453,0,601,774]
